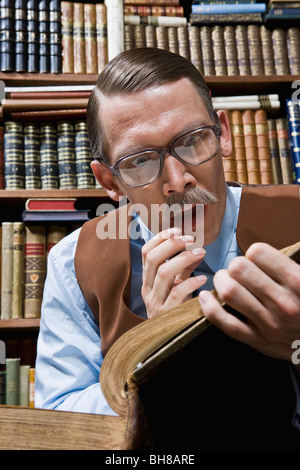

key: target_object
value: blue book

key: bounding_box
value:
[286,99,300,185]
[267,7,300,15]
[191,2,266,12]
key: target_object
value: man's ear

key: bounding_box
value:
[91,160,125,201]
[216,109,233,159]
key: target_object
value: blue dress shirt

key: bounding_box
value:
[34,185,300,429]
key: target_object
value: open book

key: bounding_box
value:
[0,241,300,450]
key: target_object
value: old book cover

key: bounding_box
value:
[235,24,251,76]
[5,358,20,406]
[223,25,239,76]
[46,225,69,256]
[61,1,74,74]
[232,110,248,184]
[24,225,46,319]
[200,26,215,75]
[167,26,179,55]
[242,109,261,184]
[222,109,237,182]
[12,222,24,319]
[39,123,59,190]
[74,120,95,189]
[267,118,283,184]
[260,25,276,75]
[247,24,264,75]
[4,121,24,190]
[188,25,203,74]
[24,123,41,190]
[1,222,13,319]
[272,28,290,75]
[212,25,227,76]
[96,3,108,73]
[276,117,294,184]
[0,125,4,189]
[19,365,30,407]
[57,121,77,189]
[286,27,300,75]
[84,4,97,74]
[254,109,273,184]
[286,98,300,184]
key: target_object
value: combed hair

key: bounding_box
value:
[87,47,215,164]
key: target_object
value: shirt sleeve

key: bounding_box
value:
[34,228,117,416]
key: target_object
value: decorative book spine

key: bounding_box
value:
[1,222,13,320]
[223,25,239,76]
[200,26,215,75]
[24,123,41,189]
[105,0,124,61]
[29,367,35,407]
[242,110,261,184]
[144,25,156,48]
[40,122,59,189]
[0,371,5,405]
[156,26,167,50]
[49,0,62,73]
[177,26,190,61]
[272,28,290,75]
[260,25,275,75]
[0,0,15,72]
[84,3,97,74]
[286,99,300,184]
[15,0,28,73]
[20,364,30,407]
[124,24,134,50]
[46,224,68,255]
[5,358,20,406]
[24,225,46,319]
[168,27,179,55]
[57,121,76,189]
[73,2,85,74]
[222,110,237,182]
[275,118,294,184]
[61,0,74,73]
[4,121,25,189]
[212,25,227,76]
[235,25,251,76]
[247,24,264,76]
[134,24,146,48]
[255,110,273,184]
[96,3,108,74]
[267,119,283,185]
[74,120,95,189]
[232,110,248,184]
[0,125,4,189]
[188,25,203,74]
[27,0,39,73]
[39,0,50,74]
[286,28,300,75]
[12,222,24,319]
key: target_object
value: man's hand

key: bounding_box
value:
[142,227,207,318]
[199,242,300,369]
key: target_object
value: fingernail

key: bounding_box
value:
[199,290,211,304]
[181,235,195,242]
[196,275,207,283]
[192,247,206,256]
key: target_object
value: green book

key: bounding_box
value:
[20,365,30,407]
[5,358,20,406]
[0,371,6,404]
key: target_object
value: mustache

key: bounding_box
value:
[165,186,218,208]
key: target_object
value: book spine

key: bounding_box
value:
[24,123,41,189]
[27,0,39,73]
[96,3,108,74]
[12,222,24,319]
[105,0,124,61]
[124,5,184,16]
[260,25,276,75]
[156,25,168,50]
[144,24,155,48]
[24,225,46,319]
[61,0,74,73]
[212,25,227,75]
[84,4,97,74]
[247,24,264,76]
[73,2,85,74]
[223,25,239,76]
[29,367,35,408]
[1,222,14,320]
[20,364,30,407]
[167,27,179,55]
[222,110,237,182]
[74,120,95,189]
[0,125,4,189]
[232,110,248,184]
[254,109,273,184]
[190,13,263,24]
[267,118,283,184]
[200,26,215,75]
[0,0,15,72]
[49,0,62,73]
[286,27,300,75]
[272,28,290,75]
[47,224,68,255]
[177,26,190,61]
[15,0,27,73]
[57,121,76,189]
[39,0,50,73]
[40,123,59,189]
[275,118,294,184]
[286,99,300,184]
[0,371,5,405]
[124,15,186,27]
[4,121,25,189]
[188,25,203,74]
[134,24,146,48]
[235,25,251,76]
[5,358,20,406]
[124,24,135,50]
[242,110,261,184]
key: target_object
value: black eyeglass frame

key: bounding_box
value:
[101,124,222,188]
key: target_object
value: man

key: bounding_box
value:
[35,48,300,447]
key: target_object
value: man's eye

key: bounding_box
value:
[132,156,150,167]
[183,135,198,147]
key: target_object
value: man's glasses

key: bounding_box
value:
[102,124,222,188]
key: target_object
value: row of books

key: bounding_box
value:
[265,0,300,21]
[222,107,298,186]
[0,119,100,190]
[0,358,35,407]
[124,23,300,76]
[0,221,75,320]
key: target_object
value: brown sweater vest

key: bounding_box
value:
[75,184,300,356]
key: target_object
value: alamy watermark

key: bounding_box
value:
[291,340,300,366]
[0,340,6,365]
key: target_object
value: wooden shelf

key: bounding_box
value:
[0,72,99,87]
[0,318,40,330]
[0,188,107,199]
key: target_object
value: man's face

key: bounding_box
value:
[96,78,232,246]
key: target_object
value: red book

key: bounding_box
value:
[0,125,4,189]
[25,198,77,212]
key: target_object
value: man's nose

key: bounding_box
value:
[161,154,196,196]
